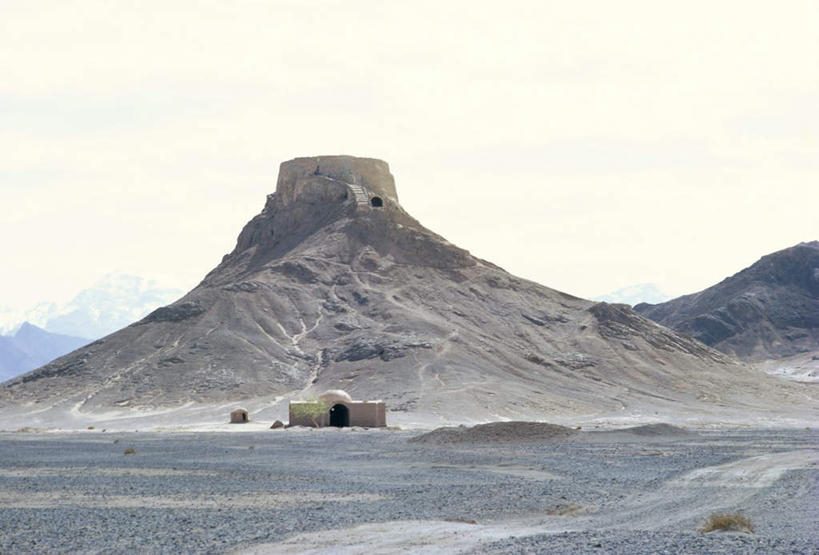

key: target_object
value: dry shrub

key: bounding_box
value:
[443,518,477,525]
[123,447,137,455]
[700,512,754,534]
[547,503,586,516]
[290,399,332,427]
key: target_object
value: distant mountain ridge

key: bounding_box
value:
[635,241,819,361]
[592,283,671,306]
[0,323,88,383]
[0,273,183,339]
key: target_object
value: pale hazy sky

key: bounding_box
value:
[2,1,818,308]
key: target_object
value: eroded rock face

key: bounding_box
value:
[635,241,819,361]
[589,302,729,362]
[141,302,206,324]
[1,157,812,423]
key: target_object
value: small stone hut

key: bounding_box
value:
[289,390,386,428]
[230,408,249,423]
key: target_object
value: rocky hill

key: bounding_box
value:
[1,156,813,424]
[635,242,819,362]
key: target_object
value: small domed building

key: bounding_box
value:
[230,408,249,423]
[289,389,386,428]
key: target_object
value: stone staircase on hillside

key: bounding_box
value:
[347,183,370,208]
[315,173,372,208]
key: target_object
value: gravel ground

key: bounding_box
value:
[477,530,816,554]
[408,421,578,444]
[0,427,816,553]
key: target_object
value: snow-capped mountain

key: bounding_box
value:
[0,274,184,340]
[592,283,672,307]
[0,304,58,336]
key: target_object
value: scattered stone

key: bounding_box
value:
[618,423,693,437]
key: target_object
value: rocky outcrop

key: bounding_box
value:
[635,242,819,361]
[589,303,730,363]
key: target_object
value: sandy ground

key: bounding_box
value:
[1,391,816,434]
[756,351,819,383]
[0,426,816,553]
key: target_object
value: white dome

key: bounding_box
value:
[319,389,353,403]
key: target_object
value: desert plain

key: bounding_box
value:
[1,423,816,554]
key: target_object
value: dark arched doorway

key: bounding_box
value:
[370,196,383,208]
[329,404,349,427]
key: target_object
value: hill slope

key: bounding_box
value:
[635,242,819,361]
[1,157,813,425]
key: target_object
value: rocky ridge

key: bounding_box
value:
[635,241,819,361]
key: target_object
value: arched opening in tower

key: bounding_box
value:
[370,196,383,208]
